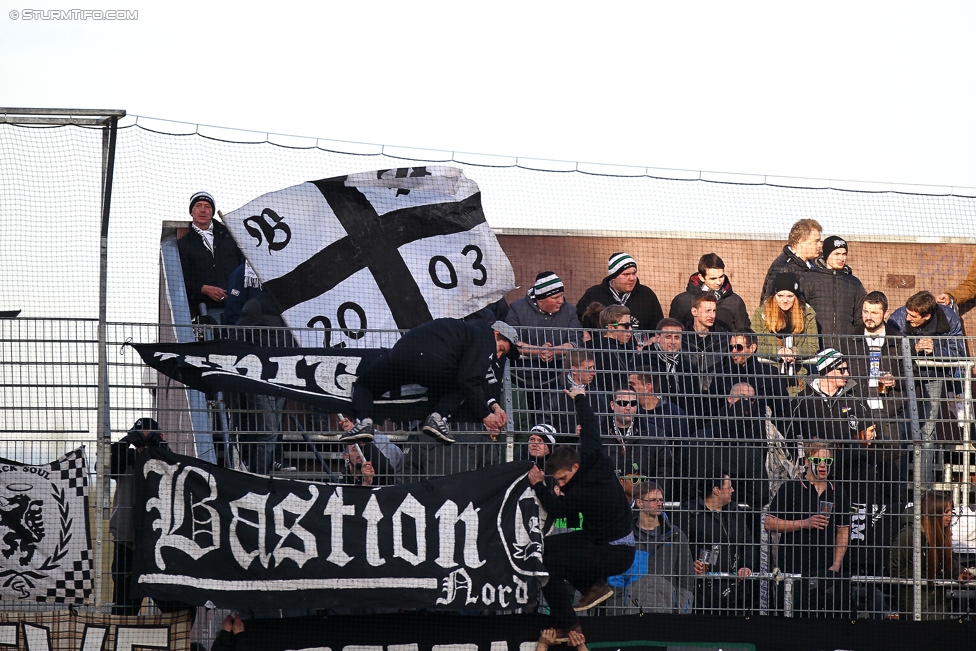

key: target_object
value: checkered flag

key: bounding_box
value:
[222,166,515,347]
[0,447,93,604]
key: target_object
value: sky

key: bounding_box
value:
[3,1,976,189]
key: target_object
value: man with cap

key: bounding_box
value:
[760,218,822,300]
[576,252,664,335]
[799,235,867,340]
[506,271,582,417]
[342,318,519,444]
[176,191,243,320]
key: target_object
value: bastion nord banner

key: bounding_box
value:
[131,449,545,612]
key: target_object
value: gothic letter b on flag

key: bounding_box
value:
[223,167,515,347]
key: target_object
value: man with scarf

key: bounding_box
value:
[888,291,965,484]
[645,318,688,408]
[576,252,664,334]
[669,253,751,331]
[601,387,673,501]
[177,191,243,321]
[680,293,731,432]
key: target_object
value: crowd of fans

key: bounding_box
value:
[165,194,976,627]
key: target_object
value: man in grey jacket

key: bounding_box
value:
[506,271,582,414]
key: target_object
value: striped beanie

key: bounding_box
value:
[531,271,565,300]
[189,191,216,214]
[815,348,844,375]
[608,252,637,279]
[529,423,557,445]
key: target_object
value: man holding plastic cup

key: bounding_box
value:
[765,440,851,617]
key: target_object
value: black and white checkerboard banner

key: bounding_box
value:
[0,447,93,603]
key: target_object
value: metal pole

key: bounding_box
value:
[503,358,514,463]
[962,364,973,510]
[95,116,119,611]
[899,335,924,621]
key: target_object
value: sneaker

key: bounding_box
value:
[337,418,375,443]
[573,580,613,611]
[272,462,297,472]
[422,412,455,444]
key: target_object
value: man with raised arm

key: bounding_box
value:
[528,385,635,638]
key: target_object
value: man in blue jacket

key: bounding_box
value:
[889,290,965,483]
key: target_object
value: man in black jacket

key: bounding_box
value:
[576,252,664,333]
[798,235,867,341]
[678,473,758,615]
[176,191,243,320]
[528,386,636,636]
[669,253,751,331]
[343,319,519,444]
[760,218,822,300]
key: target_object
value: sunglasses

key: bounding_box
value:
[609,322,633,329]
[614,399,638,407]
[808,456,834,466]
[730,344,750,352]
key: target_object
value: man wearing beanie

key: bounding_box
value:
[506,271,582,415]
[791,348,899,496]
[761,218,822,300]
[799,235,867,339]
[576,252,664,333]
[177,191,243,320]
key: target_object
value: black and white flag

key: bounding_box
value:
[132,339,429,420]
[0,448,92,604]
[132,449,546,612]
[223,166,515,347]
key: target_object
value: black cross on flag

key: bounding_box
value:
[223,167,515,347]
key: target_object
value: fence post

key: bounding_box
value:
[899,335,924,621]
[95,115,119,611]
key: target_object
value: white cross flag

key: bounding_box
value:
[222,166,515,347]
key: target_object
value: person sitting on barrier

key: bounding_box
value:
[890,490,975,620]
[542,349,596,435]
[678,472,757,615]
[752,272,819,388]
[527,385,636,638]
[765,439,851,617]
[341,318,519,445]
[607,481,695,614]
[176,191,243,322]
[584,304,639,396]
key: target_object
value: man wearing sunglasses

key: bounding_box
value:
[765,440,850,616]
[713,330,790,421]
[601,389,673,493]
